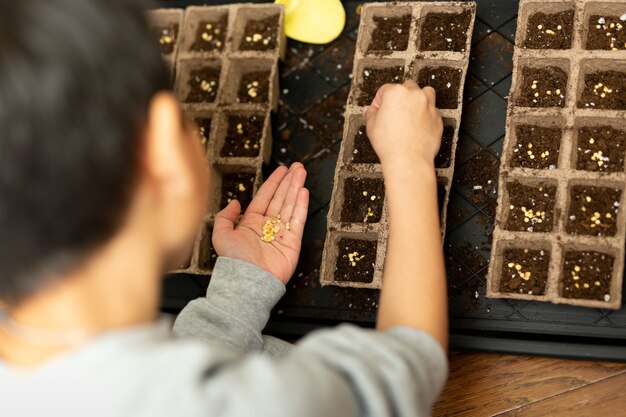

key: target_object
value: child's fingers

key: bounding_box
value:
[422,86,437,106]
[245,165,289,216]
[266,163,301,217]
[279,166,307,223]
[288,187,309,238]
[213,199,241,237]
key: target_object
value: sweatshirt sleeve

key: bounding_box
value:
[172,256,285,354]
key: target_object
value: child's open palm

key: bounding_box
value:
[212,163,309,284]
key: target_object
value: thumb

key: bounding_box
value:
[363,104,379,125]
[213,199,241,237]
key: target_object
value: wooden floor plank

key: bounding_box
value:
[433,352,626,417]
[496,372,626,416]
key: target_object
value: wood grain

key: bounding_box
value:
[433,352,626,417]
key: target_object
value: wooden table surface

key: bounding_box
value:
[434,352,626,416]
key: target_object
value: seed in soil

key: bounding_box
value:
[152,24,179,55]
[237,71,271,104]
[516,66,568,108]
[505,181,556,233]
[220,115,263,157]
[357,66,404,106]
[562,250,614,301]
[566,185,621,237]
[367,14,411,53]
[191,16,227,52]
[220,173,255,211]
[340,177,385,223]
[523,10,574,50]
[577,70,626,110]
[198,226,218,271]
[351,125,380,164]
[499,248,550,295]
[335,237,377,283]
[195,117,212,149]
[435,126,456,168]
[510,124,561,169]
[576,125,626,172]
[586,15,626,51]
[417,66,462,109]
[185,67,220,103]
[239,15,279,51]
[419,10,472,52]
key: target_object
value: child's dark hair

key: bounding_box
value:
[0,0,170,305]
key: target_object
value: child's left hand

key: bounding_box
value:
[212,163,309,284]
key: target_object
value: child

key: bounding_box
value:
[0,0,448,416]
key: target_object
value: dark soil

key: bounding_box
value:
[437,179,447,222]
[566,185,621,236]
[351,125,380,164]
[196,117,212,149]
[435,126,456,168]
[417,66,462,109]
[335,237,377,283]
[367,14,411,53]
[340,177,385,223]
[220,173,255,211]
[499,248,550,295]
[586,15,626,51]
[576,125,626,172]
[198,226,218,271]
[505,181,556,233]
[191,15,227,52]
[152,24,179,55]
[239,15,279,51]
[523,10,574,50]
[220,115,264,157]
[357,66,405,106]
[562,250,614,301]
[510,125,561,169]
[516,66,568,108]
[185,67,220,103]
[237,70,271,104]
[454,145,499,217]
[577,71,626,110]
[419,10,472,52]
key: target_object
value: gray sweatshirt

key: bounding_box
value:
[0,257,447,417]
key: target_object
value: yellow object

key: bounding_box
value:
[275,0,345,44]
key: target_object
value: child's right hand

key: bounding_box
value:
[364,80,443,170]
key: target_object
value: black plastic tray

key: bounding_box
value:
[159,0,626,362]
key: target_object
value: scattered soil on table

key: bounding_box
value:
[500,248,550,295]
[195,117,212,149]
[239,15,279,51]
[198,226,218,271]
[505,181,557,233]
[454,146,499,217]
[576,125,626,173]
[577,70,626,110]
[516,66,568,108]
[191,15,227,52]
[417,66,462,109]
[437,179,447,222]
[335,237,377,283]
[566,185,621,236]
[367,14,411,53]
[237,70,271,104]
[435,126,456,168]
[562,250,614,301]
[185,67,220,103]
[220,173,255,211]
[357,66,405,106]
[351,125,380,164]
[152,24,179,55]
[340,177,385,223]
[220,115,264,157]
[419,10,472,52]
[586,15,626,51]
[510,125,561,169]
[523,10,574,50]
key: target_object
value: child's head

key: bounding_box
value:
[0,0,208,307]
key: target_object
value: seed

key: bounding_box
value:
[595,281,601,286]
[370,195,376,201]
[546,90,552,95]
[606,213,612,219]
[510,204,515,209]
[515,264,522,271]
[531,84,537,89]
[575,283,580,288]
[252,33,263,42]
[557,25,562,30]
[556,89,561,94]
[583,283,590,289]
[537,24,543,29]
[202,32,213,42]
[534,92,539,97]
[585,196,592,203]
[262,39,270,45]
[508,262,515,268]
[589,138,595,144]
[545,29,556,35]
[573,275,580,281]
